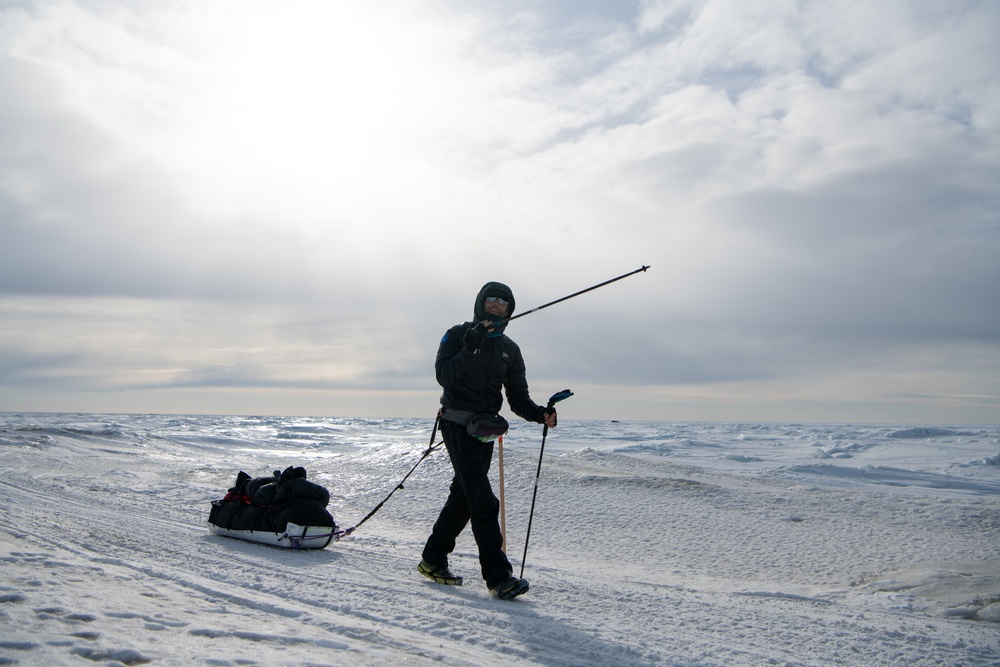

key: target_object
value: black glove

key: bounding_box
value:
[463,322,487,352]
[539,406,557,426]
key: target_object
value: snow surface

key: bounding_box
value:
[1,413,998,666]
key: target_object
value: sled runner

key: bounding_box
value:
[208,466,341,550]
[208,520,339,549]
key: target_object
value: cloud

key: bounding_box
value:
[0,0,997,422]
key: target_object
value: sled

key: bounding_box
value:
[208,467,340,550]
[208,520,340,550]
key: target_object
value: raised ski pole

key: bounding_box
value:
[494,265,650,328]
[520,389,574,579]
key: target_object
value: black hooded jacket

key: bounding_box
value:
[436,281,545,423]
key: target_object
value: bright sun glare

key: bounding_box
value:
[160,3,464,223]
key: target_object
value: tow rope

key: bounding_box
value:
[335,413,444,540]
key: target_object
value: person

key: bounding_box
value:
[418,281,557,600]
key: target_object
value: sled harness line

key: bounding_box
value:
[338,412,445,538]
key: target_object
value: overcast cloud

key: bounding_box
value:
[1,0,997,424]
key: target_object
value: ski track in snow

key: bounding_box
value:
[0,414,998,666]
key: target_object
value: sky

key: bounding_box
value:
[0,0,998,425]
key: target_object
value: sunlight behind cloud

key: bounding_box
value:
[3,1,510,235]
[164,2,461,227]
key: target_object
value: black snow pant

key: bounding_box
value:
[422,419,512,589]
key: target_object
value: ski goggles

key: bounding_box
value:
[485,296,509,306]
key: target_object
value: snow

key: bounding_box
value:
[1,414,998,666]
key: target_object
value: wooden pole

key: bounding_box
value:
[498,434,507,552]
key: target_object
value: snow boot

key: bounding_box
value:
[491,576,529,600]
[418,560,463,586]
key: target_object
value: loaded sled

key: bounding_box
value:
[208,466,341,549]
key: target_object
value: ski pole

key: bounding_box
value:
[496,265,649,328]
[520,389,574,579]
